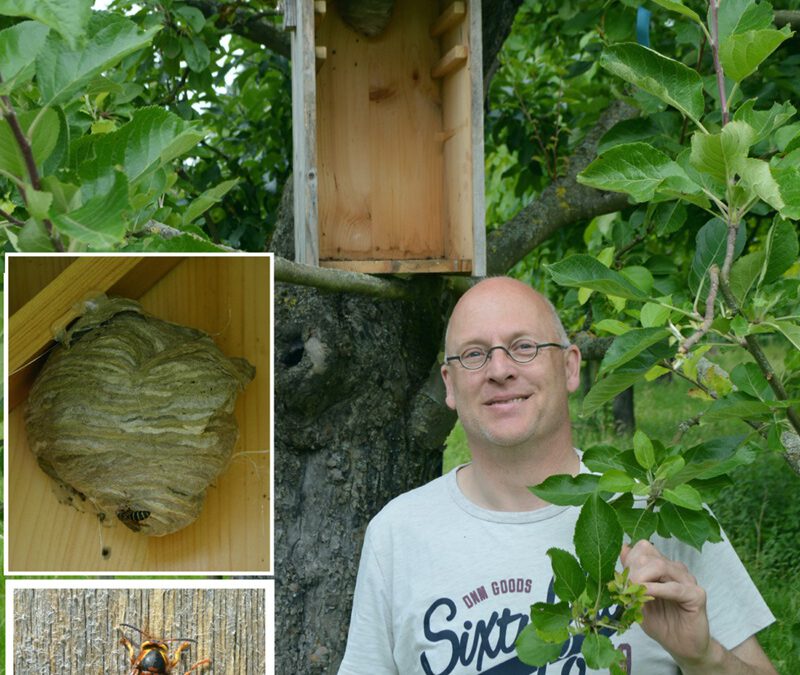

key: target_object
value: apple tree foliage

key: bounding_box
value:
[0,0,291,252]
[514,0,800,669]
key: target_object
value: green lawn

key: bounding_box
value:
[443,373,800,672]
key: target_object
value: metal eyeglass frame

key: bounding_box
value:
[444,342,568,370]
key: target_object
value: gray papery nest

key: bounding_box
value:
[25,296,255,536]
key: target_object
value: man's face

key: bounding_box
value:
[440,279,581,454]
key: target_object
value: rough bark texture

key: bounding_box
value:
[274,228,452,671]
[273,2,636,672]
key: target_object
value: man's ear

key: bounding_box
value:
[564,344,582,394]
[441,364,457,410]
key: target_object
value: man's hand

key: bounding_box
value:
[620,540,777,675]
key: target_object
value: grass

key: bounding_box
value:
[443,371,800,672]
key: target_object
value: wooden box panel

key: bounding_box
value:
[291,0,485,274]
[6,255,272,573]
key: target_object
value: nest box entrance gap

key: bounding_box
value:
[287,0,486,275]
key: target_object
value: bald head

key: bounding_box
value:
[444,278,569,356]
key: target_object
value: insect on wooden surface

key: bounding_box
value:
[118,623,211,674]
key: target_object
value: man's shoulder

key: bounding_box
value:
[367,470,455,534]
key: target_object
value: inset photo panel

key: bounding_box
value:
[8,579,273,674]
[5,253,273,573]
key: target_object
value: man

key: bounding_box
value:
[338,277,777,674]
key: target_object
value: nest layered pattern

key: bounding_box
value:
[25,298,255,536]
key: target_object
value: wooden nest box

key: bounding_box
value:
[286,0,486,274]
[7,255,272,573]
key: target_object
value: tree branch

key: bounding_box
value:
[486,101,637,273]
[182,0,290,58]
[717,274,800,438]
[275,255,418,300]
[680,264,720,353]
[774,10,800,30]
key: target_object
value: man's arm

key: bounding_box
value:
[621,540,777,675]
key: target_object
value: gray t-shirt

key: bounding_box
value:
[338,465,774,674]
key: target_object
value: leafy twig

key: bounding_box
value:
[708,0,729,125]
[680,264,720,353]
[0,207,25,227]
[716,275,800,436]
[1,76,65,251]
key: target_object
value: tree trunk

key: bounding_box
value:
[612,387,636,434]
[274,220,453,671]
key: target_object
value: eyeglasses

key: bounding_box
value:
[444,341,568,370]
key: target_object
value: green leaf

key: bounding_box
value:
[600,328,670,375]
[656,455,686,481]
[578,142,690,203]
[182,178,239,226]
[658,503,720,550]
[173,5,206,32]
[530,601,571,642]
[716,0,774,42]
[16,217,55,251]
[731,362,772,400]
[612,494,658,541]
[80,107,204,190]
[547,255,648,300]
[600,43,705,124]
[640,301,671,327]
[36,12,160,107]
[662,483,704,510]
[599,469,636,493]
[772,167,800,220]
[620,265,653,294]
[689,121,755,184]
[730,250,766,304]
[633,430,655,470]
[26,188,52,220]
[770,320,800,351]
[675,436,754,482]
[762,218,799,283]
[0,21,50,94]
[594,319,631,336]
[652,200,687,236]
[0,0,91,47]
[733,100,796,145]
[0,108,60,179]
[650,0,701,24]
[51,169,129,247]
[719,27,793,83]
[583,446,647,480]
[547,548,586,602]
[583,371,642,417]
[703,392,772,422]
[689,218,747,296]
[582,632,621,669]
[529,473,601,506]
[516,624,564,666]
[575,494,623,584]
[738,158,784,211]
[180,34,210,72]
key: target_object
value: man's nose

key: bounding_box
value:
[484,346,517,379]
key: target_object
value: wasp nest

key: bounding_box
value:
[25,296,255,536]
